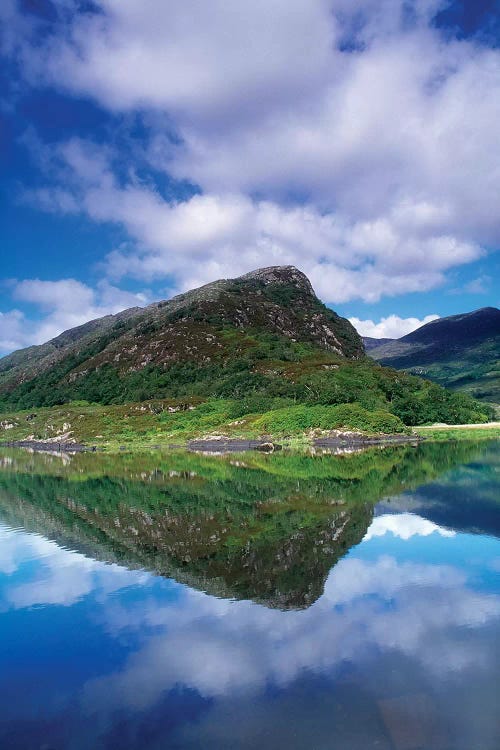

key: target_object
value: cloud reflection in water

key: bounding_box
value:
[0,508,499,749]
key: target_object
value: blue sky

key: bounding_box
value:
[1,0,499,353]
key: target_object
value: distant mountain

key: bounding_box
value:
[369,307,500,405]
[363,336,394,351]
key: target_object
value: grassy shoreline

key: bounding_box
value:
[0,399,499,452]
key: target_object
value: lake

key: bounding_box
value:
[0,440,499,749]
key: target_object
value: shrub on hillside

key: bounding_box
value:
[329,404,408,433]
[253,402,408,435]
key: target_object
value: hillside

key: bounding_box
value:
[0,267,491,437]
[0,266,361,400]
[369,307,500,406]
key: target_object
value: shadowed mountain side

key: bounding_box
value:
[0,441,485,609]
[362,336,394,351]
[369,307,500,404]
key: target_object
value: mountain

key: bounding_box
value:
[369,307,500,405]
[363,336,394,351]
[0,267,491,428]
[0,266,361,399]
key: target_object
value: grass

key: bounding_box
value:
[412,423,500,441]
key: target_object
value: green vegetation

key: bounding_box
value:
[0,331,490,425]
[0,354,491,444]
[0,381,494,449]
[413,424,500,441]
[406,349,500,408]
[253,403,407,434]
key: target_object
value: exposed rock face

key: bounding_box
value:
[239,265,316,294]
[0,266,364,401]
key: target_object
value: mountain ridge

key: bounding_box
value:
[363,336,394,351]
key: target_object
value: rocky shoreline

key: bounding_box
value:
[313,433,422,448]
[188,439,283,454]
[1,431,423,456]
[0,440,90,453]
[188,432,422,454]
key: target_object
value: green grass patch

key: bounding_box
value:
[413,425,500,441]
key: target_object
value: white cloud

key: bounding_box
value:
[39,0,336,121]
[350,313,440,338]
[464,275,492,295]
[364,513,455,541]
[0,524,149,608]
[0,310,27,353]
[83,550,500,715]
[15,278,96,311]
[24,159,480,303]
[0,278,148,354]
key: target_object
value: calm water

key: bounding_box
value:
[0,441,499,750]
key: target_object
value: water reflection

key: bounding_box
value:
[0,441,493,608]
[0,441,498,749]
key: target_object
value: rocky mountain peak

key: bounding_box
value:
[237,265,316,295]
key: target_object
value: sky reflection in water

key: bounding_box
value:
[0,442,499,750]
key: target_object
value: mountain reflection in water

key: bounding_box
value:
[0,440,498,749]
[0,441,486,608]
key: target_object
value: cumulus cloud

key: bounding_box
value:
[363,512,455,540]
[0,310,27,353]
[350,313,440,338]
[0,278,148,354]
[50,4,499,221]
[23,143,479,302]
[41,0,335,123]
